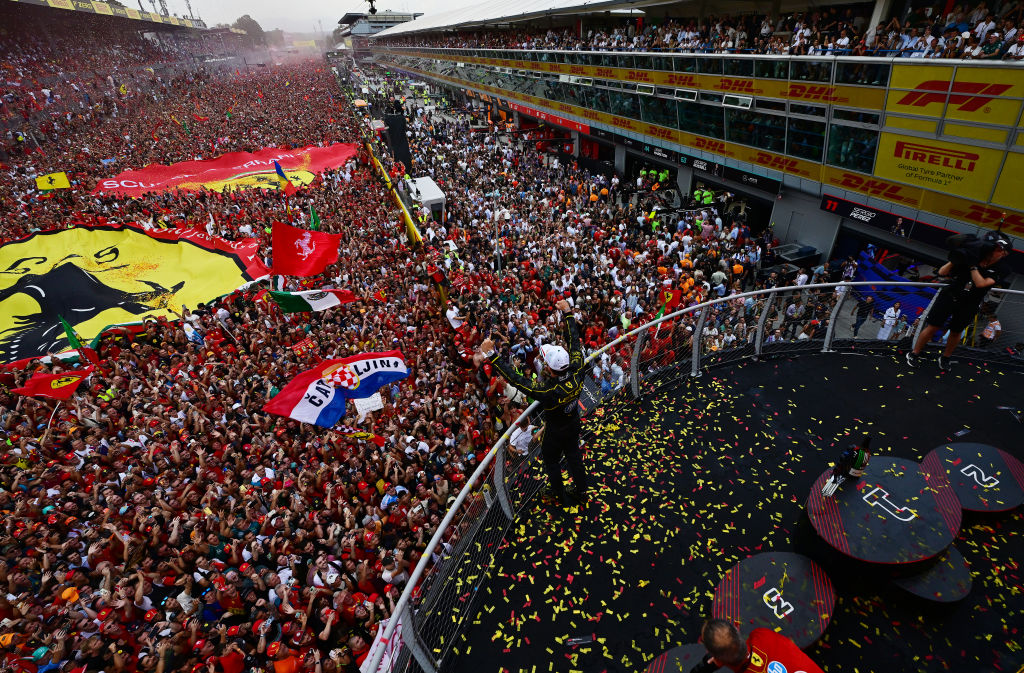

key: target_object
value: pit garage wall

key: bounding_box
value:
[675,162,842,260]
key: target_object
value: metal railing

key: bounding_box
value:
[367,280,1024,673]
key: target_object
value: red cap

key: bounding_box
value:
[227,625,240,636]
[97,608,113,620]
[239,563,251,573]
[192,639,206,652]
[266,642,282,657]
[144,609,159,622]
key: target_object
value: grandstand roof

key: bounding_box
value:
[371,0,657,38]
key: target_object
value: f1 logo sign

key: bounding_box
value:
[762,588,794,618]
[961,464,999,488]
[863,487,918,521]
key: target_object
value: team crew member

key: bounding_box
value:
[907,233,1010,371]
[477,300,589,506]
[690,619,824,673]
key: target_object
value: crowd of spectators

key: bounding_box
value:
[375,1,1024,59]
[0,8,888,673]
[1,4,248,136]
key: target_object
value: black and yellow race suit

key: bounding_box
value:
[489,314,588,493]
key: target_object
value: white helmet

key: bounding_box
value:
[540,344,571,373]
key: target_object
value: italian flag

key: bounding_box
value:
[267,289,357,314]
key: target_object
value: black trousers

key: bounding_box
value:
[541,418,586,493]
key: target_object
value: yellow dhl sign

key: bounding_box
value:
[391,62,1024,235]
[392,49,1024,126]
[393,49,886,109]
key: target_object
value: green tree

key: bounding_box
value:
[232,14,266,45]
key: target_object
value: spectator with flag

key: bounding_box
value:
[267,288,357,313]
[263,350,409,427]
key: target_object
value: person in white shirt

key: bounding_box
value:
[1005,36,1024,59]
[445,305,465,329]
[974,14,996,39]
[509,419,539,456]
[877,301,902,340]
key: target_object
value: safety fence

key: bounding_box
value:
[367,281,1024,673]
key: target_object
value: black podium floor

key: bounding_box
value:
[446,353,1023,673]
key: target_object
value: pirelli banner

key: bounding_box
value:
[10,0,207,28]
[874,133,1001,202]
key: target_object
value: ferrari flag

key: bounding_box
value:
[12,367,94,400]
[36,172,71,190]
[0,224,268,364]
[263,351,408,427]
[268,289,357,313]
[271,221,340,277]
[94,143,359,196]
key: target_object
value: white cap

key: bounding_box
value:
[540,344,571,372]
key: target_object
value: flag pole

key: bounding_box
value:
[40,401,62,445]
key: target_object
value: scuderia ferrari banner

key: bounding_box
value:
[94,144,359,196]
[0,224,269,363]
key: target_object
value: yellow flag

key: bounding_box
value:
[35,172,70,190]
[119,83,128,95]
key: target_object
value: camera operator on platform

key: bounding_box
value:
[907,231,1011,371]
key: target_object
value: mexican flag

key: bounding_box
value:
[267,289,357,314]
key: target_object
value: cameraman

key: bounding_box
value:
[907,233,1010,371]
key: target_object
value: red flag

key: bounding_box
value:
[291,336,317,357]
[11,367,93,401]
[282,180,298,197]
[191,113,209,122]
[271,221,340,277]
[659,288,682,312]
[373,290,386,303]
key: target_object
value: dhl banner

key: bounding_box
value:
[392,49,1024,126]
[992,152,1024,211]
[922,191,1024,238]
[874,133,1001,202]
[11,0,207,28]
[887,64,1023,126]
[95,143,359,196]
[383,49,887,109]
[820,166,924,207]
[392,62,1024,235]
[0,224,269,363]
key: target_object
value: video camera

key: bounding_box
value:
[946,230,1011,266]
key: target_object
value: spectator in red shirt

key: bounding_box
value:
[691,619,824,673]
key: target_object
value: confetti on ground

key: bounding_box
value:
[441,353,1023,673]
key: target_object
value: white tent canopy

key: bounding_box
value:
[407,176,445,207]
[406,176,446,221]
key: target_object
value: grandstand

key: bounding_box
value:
[0,1,1021,673]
